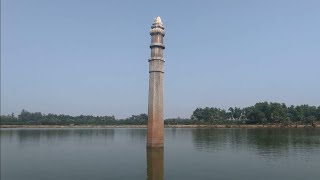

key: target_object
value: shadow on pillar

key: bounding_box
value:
[146,147,164,180]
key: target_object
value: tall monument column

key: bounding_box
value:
[147,16,165,148]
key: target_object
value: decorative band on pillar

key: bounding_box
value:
[150,43,165,49]
[150,28,165,36]
[149,58,165,73]
[148,57,165,62]
[149,70,164,73]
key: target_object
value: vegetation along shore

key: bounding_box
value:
[1,102,319,127]
[0,124,319,129]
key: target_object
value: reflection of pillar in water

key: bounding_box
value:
[147,148,164,180]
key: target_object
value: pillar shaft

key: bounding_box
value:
[147,17,165,148]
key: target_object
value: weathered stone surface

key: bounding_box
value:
[147,17,165,148]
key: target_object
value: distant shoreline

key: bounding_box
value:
[0,124,318,129]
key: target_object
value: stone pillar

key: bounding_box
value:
[147,16,165,148]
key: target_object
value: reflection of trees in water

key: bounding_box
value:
[192,129,246,152]
[192,128,320,157]
[166,128,191,139]
[122,128,147,143]
[1,130,16,141]
[246,129,320,157]
[75,128,115,140]
[169,128,177,138]
[246,129,292,157]
[2,128,149,147]
[1,129,115,145]
[146,147,164,180]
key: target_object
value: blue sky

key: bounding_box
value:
[1,0,320,118]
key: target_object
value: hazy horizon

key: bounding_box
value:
[1,0,320,118]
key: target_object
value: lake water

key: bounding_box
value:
[1,128,320,180]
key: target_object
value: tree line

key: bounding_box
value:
[0,110,148,125]
[191,102,320,125]
[1,102,319,125]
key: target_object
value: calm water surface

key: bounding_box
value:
[1,128,320,180]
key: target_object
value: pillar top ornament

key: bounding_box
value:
[154,16,162,25]
[150,16,165,35]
